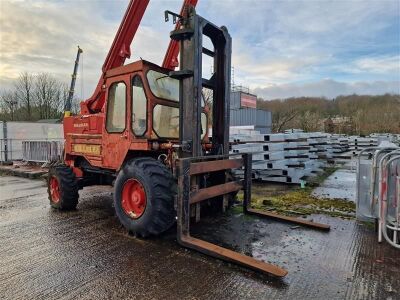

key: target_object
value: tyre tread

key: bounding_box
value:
[115,157,175,237]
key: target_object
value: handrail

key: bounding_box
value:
[378,149,400,245]
[380,154,400,248]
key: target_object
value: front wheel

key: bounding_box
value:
[114,157,176,237]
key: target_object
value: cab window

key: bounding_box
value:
[106,82,126,133]
[153,105,179,138]
[147,70,179,102]
[132,76,147,136]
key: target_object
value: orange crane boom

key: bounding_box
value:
[80,0,198,114]
[162,0,198,70]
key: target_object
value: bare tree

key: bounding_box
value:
[71,96,81,114]
[202,88,213,125]
[56,82,70,113]
[0,90,19,121]
[14,72,34,120]
[34,73,61,119]
[202,88,213,106]
[274,109,299,132]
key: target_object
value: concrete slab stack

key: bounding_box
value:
[340,136,379,152]
[370,133,400,145]
[230,127,400,184]
[230,128,325,184]
[326,134,350,155]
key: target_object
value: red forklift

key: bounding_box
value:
[48,0,329,278]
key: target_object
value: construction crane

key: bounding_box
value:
[65,46,83,117]
[49,0,329,278]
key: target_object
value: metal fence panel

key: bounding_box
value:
[0,121,63,161]
[356,157,374,221]
[22,140,64,163]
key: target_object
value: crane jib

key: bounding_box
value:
[81,0,198,115]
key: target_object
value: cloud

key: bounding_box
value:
[352,55,400,74]
[0,0,399,101]
[253,79,400,100]
[0,0,172,98]
[0,1,115,95]
[221,0,400,89]
[231,39,325,87]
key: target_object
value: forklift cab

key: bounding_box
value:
[103,60,208,144]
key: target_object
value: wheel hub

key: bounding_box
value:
[49,176,60,203]
[121,179,147,219]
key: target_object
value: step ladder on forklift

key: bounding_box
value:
[169,7,330,278]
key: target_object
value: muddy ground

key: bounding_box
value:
[0,175,399,300]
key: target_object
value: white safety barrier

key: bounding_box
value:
[378,150,400,249]
[356,146,400,249]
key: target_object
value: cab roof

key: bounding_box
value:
[105,59,169,78]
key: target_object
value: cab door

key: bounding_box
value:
[102,75,131,169]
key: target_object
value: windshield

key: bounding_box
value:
[147,70,179,102]
[153,105,179,138]
[153,105,208,140]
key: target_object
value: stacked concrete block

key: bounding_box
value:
[370,133,400,145]
[231,129,325,184]
[229,127,399,184]
[341,136,378,152]
[326,134,350,154]
[327,135,380,155]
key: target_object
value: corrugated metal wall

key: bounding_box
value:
[230,91,242,109]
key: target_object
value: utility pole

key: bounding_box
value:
[5,99,18,121]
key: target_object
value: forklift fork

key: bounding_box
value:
[176,153,330,277]
[173,8,329,277]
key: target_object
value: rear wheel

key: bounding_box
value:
[47,165,79,210]
[114,157,175,237]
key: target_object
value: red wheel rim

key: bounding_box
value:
[49,176,60,203]
[121,179,147,219]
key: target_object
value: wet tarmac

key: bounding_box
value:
[312,169,356,202]
[1,175,399,300]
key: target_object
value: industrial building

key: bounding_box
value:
[229,89,272,133]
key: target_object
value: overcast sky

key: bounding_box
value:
[0,0,399,100]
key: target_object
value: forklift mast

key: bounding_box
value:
[169,7,329,278]
[170,6,231,159]
[170,7,290,277]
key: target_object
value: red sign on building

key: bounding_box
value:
[240,93,257,108]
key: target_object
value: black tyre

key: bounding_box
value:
[202,170,238,214]
[226,170,239,207]
[47,165,79,210]
[114,157,175,237]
